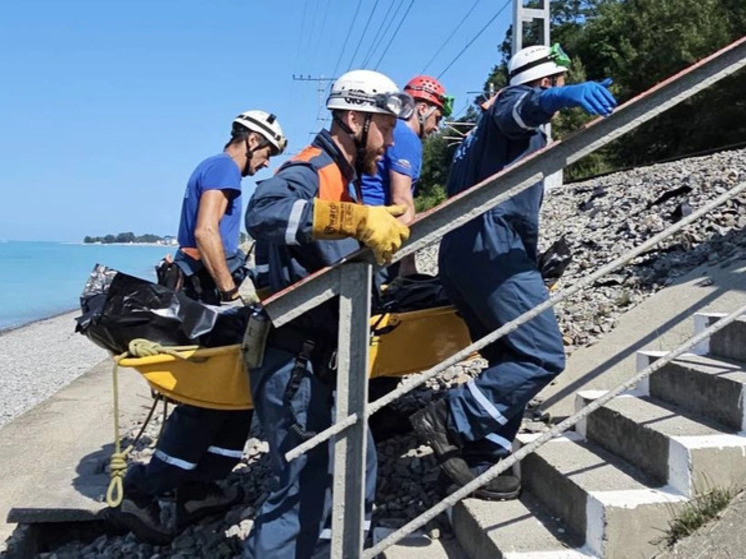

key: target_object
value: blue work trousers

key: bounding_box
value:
[438,214,565,463]
[124,405,252,497]
[243,345,376,559]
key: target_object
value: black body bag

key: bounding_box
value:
[75,264,250,354]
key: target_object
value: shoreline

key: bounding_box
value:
[0,307,79,338]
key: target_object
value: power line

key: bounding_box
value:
[374,0,415,69]
[305,0,322,70]
[310,0,333,74]
[331,0,365,78]
[361,0,403,68]
[346,0,380,71]
[436,0,511,80]
[293,1,310,73]
[292,75,336,135]
[421,0,482,74]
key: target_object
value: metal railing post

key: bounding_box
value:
[331,262,372,558]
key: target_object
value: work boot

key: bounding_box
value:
[175,482,244,530]
[410,399,477,488]
[109,493,173,545]
[442,466,521,501]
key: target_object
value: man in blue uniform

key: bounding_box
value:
[360,75,450,280]
[360,75,450,222]
[411,44,617,500]
[243,70,413,558]
[115,110,287,544]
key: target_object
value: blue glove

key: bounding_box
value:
[539,78,617,117]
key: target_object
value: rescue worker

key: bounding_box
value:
[243,70,412,558]
[360,75,450,280]
[360,75,451,223]
[362,75,451,438]
[114,110,287,544]
[411,44,617,500]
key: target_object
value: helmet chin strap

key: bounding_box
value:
[243,137,255,175]
[243,137,270,176]
[333,113,372,191]
[417,105,437,139]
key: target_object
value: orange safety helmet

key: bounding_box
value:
[403,75,452,117]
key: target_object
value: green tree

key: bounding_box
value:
[116,232,136,243]
[137,233,161,243]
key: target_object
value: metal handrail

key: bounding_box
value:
[250,34,746,558]
[365,303,746,557]
[284,180,746,462]
[261,35,746,329]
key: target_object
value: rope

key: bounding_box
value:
[105,339,199,507]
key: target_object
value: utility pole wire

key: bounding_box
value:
[361,0,403,68]
[309,0,333,74]
[332,0,365,78]
[293,1,310,73]
[437,0,511,79]
[346,0,381,71]
[374,0,415,69]
[421,0,482,74]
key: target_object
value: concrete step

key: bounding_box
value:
[373,527,467,558]
[693,313,746,363]
[451,491,594,559]
[636,352,746,432]
[576,391,746,496]
[519,432,687,559]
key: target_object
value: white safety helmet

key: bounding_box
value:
[326,69,415,120]
[508,43,571,86]
[233,110,287,155]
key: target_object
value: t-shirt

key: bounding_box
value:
[360,119,422,206]
[176,153,242,255]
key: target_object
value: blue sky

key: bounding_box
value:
[0,0,511,242]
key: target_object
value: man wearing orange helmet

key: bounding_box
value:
[360,75,451,227]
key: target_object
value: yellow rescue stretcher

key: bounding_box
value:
[118,305,472,410]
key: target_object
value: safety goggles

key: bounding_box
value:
[549,43,571,68]
[372,92,415,120]
[333,91,415,120]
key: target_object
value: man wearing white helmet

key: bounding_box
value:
[242,69,412,558]
[113,110,286,545]
[411,44,617,501]
[173,110,287,304]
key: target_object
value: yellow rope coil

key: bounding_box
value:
[106,339,199,507]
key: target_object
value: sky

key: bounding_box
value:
[0,0,513,242]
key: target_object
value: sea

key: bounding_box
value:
[0,240,174,332]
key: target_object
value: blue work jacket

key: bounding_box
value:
[447,85,555,257]
[245,129,360,341]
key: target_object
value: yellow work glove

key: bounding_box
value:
[312,199,410,265]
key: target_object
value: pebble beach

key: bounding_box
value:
[0,311,108,428]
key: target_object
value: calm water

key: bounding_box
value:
[0,241,174,331]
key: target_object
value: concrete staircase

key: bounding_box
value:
[450,313,746,559]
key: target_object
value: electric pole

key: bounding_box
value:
[512,0,562,191]
[292,74,336,136]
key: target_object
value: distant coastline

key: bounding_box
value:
[78,241,175,247]
[83,232,177,245]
